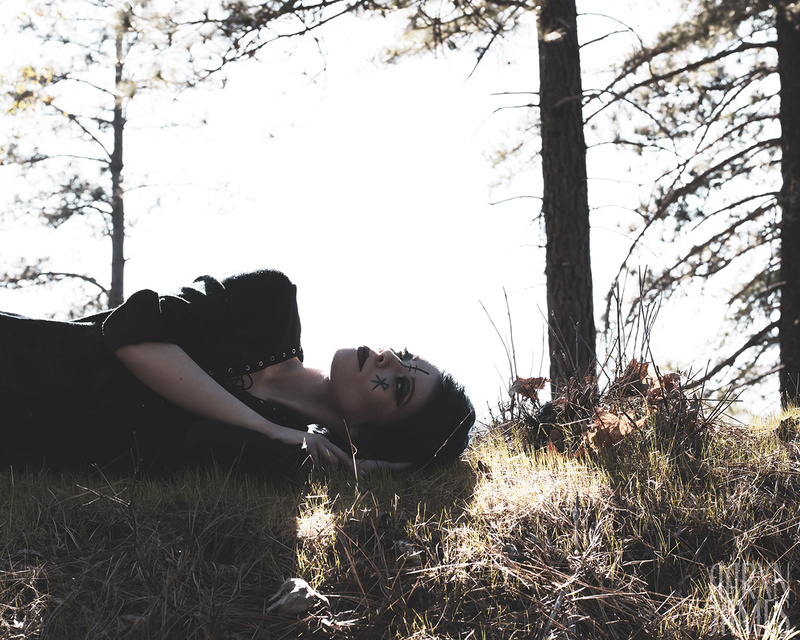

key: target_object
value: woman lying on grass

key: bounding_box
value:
[1,269,475,476]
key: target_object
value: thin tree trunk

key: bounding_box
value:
[109,30,126,309]
[537,0,595,389]
[777,3,800,406]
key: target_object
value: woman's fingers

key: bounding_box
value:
[320,441,353,471]
[302,435,355,474]
[300,435,413,478]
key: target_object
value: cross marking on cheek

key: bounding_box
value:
[371,374,390,391]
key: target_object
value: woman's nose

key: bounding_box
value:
[376,349,400,368]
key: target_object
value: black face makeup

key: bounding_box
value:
[395,375,412,408]
[371,353,414,407]
[393,348,431,376]
[371,374,390,391]
[330,346,442,426]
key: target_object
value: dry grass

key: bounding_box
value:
[2,403,800,639]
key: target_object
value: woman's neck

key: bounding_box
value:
[248,358,340,427]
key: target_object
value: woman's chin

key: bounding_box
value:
[329,347,356,379]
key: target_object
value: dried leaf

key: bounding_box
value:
[509,376,548,401]
[609,359,650,397]
[646,372,682,403]
[546,425,564,455]
[585,409,646,450]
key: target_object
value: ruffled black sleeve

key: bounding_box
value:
[101,269,303,378]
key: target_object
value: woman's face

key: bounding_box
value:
[329,346,441,428]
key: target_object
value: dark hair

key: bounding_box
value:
[332,372,475,467]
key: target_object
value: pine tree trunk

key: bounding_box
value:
[109,32,126,309]
[777,4,800,406]
[537,0,595,389]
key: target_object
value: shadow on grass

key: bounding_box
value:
[0,459,479,639]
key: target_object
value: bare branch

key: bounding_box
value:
[685,320,779,389]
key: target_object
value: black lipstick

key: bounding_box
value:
[357,346,368,371]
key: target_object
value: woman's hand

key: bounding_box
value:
[272,429,412,477]
[274,427,412,477]
[274,429,355,472]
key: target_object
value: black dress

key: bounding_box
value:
[0,269,309,472]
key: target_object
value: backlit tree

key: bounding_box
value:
[0,0,375,312]
[598,0,800,406]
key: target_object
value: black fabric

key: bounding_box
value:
[102,269,304,379]
[0,269,308,472]
[183,421,305,475]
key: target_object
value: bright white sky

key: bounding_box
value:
[0,1,777,421]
